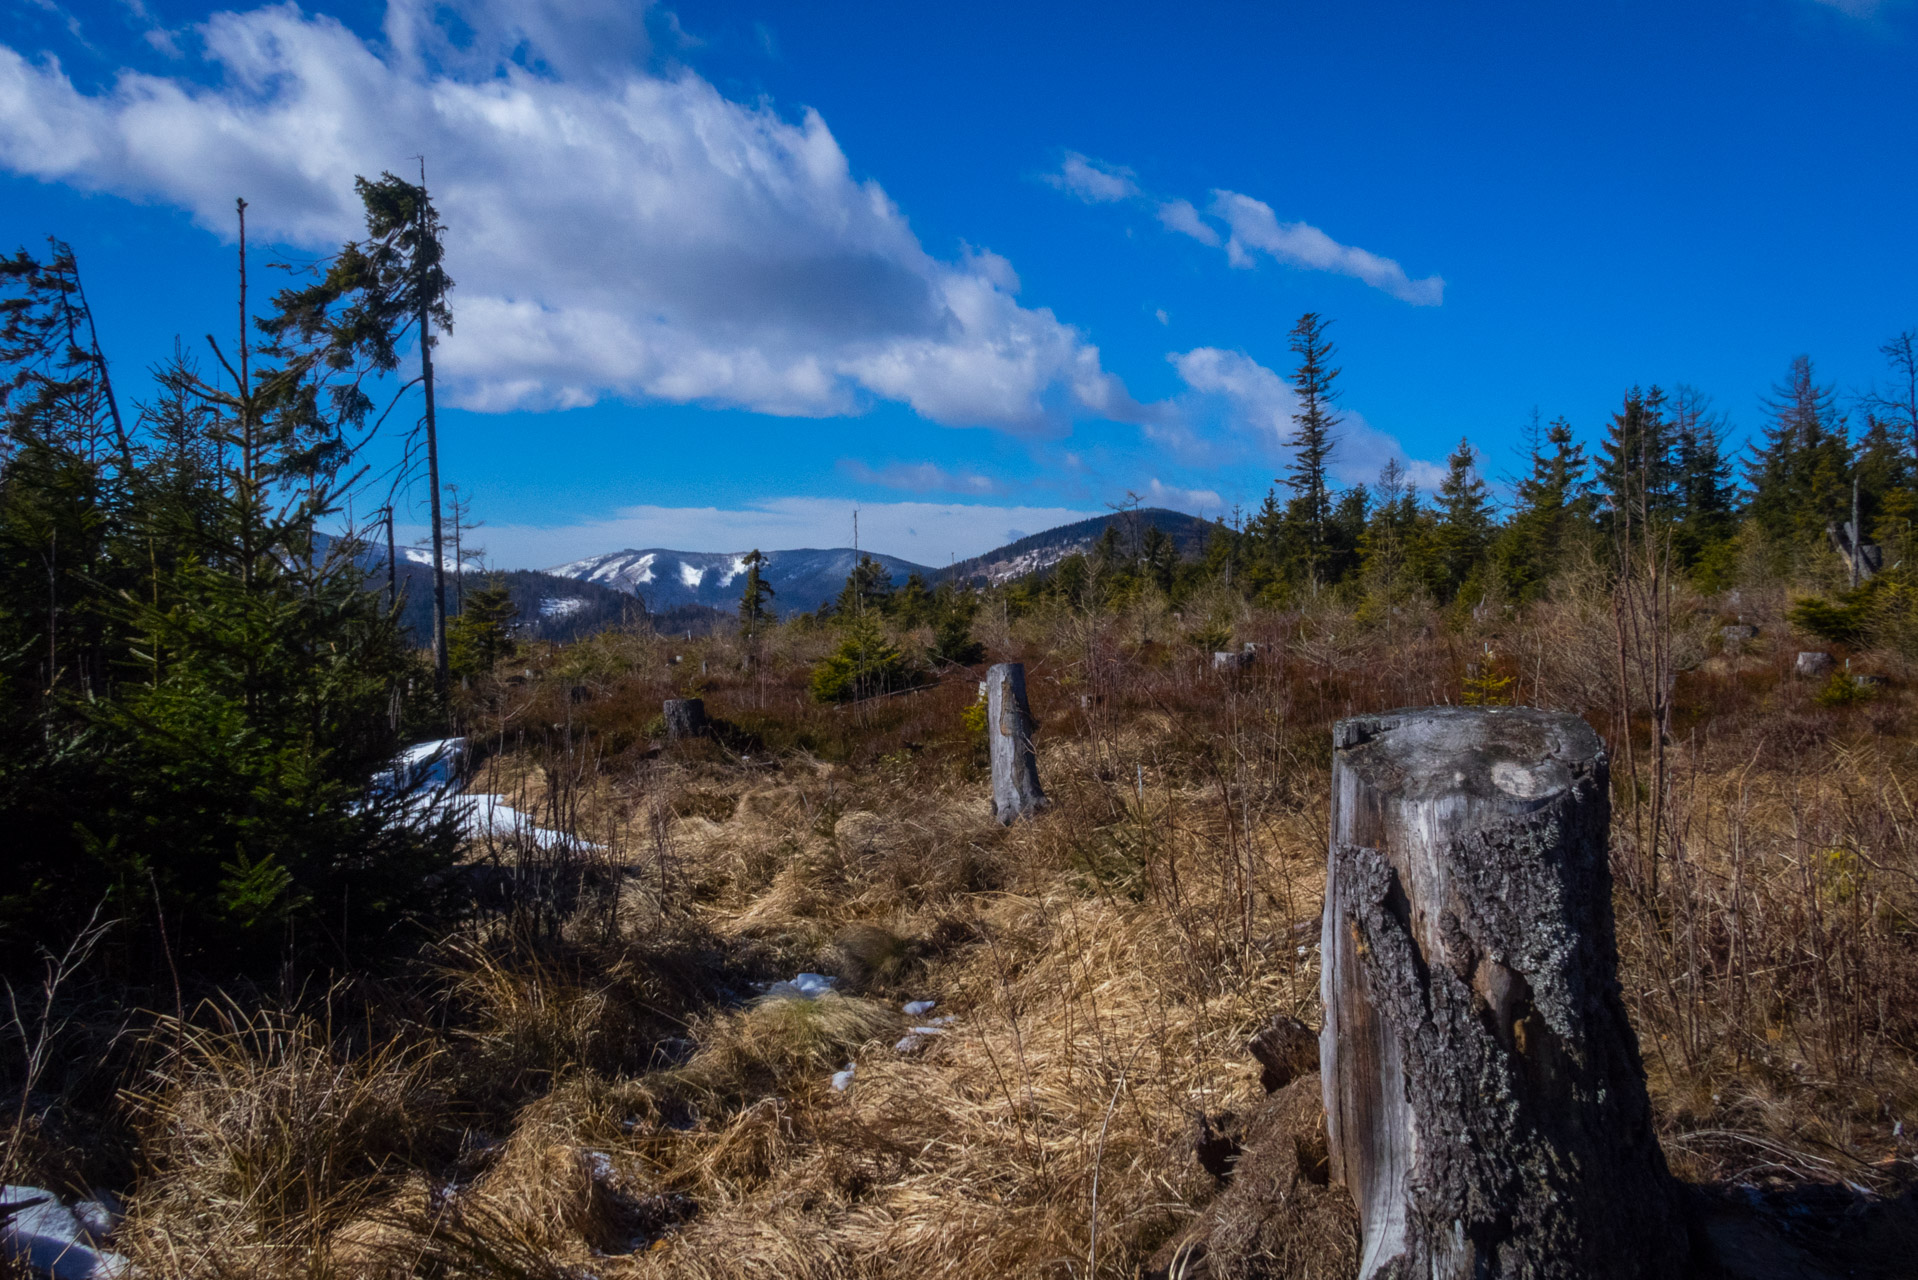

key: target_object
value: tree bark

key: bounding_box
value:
[663,697,708,741]
[1320,706,1687,1280]
[986,663,1046,824]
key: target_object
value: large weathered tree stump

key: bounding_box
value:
[986,663,1046,824]
[662,697,708,741]
[1321,706,1687,1280]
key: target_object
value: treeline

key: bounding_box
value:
[0,181,472,976]
[996,315,1916,635]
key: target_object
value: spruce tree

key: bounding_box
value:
[1598,386,1678,529]
[1670,386,1737,570]
[737,548,775,644]
[835,555,895,617]
[1496,413,1588,599]
[448,576,518,679]
[1746,356,1851,547]
[1281,312,1341,582]
[1434,438,1493,599]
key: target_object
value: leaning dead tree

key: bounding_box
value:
[1320,706,1688,1279]
[985,663,1046,824]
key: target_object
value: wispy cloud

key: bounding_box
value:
[1044,151,1140,203]
[1208,192,1444,306]
[1167,347,1445,489]
[1143,477,1224,514]
[1046,152,1443,306]
[839,459,1008,496]
[0,0,1141,433]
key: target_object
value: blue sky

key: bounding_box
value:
[3,0,1915,568]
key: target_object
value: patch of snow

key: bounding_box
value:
[902,1000,936,1016]
[762,972,838,1001]
[677,561,705,589]
[369,738,596,852]
[2,1185,130,1279]
[539,597,587,619]
[717,555,748,588]
[830,1063,855,1092]
[894,1034,929,1054]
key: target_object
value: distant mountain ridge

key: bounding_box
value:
[540,509,1219,611]
[934,508,1215,585]
[547,547,933,617]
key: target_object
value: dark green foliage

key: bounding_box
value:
[1495,414,1589,600]
[1789,571,1918,655]
[1281,312,1341,583]
[0,219,458,978]
[737,548,774,643]
[931,603,985,666]
[449,577,518,678]
[1433,438,1493,600]
[1747,356,1852,548]
[810,612,918,703]
[835,555,895,616]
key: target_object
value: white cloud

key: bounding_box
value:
[1208,192,1444,306]
[1167,346,1444,489]
[839,459,1007,496]
[397,497,1102,569]
[1144,477,1224,514]
[1044,151,1441,306]
[1045,151,1140,203]
[1156,198,1220,247]
[0,0,1137,431]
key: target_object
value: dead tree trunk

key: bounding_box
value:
[662,697,708,741]
[1320,706,1687,1280]
[986,663,1046,824]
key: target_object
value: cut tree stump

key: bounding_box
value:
[1321,706,1687,1280]
[662,697,708,741]
[986,663,1046,824]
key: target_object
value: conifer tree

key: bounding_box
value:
[1434,438,1493,598]
[835,554,894,617]
[448,576,517,679]
[1281,312,1341,582]
[1670,386,1737,569]
[1598,386,1678,528]
[1496,413,1588,599]
[264,171,454,693]
[1746,356,1850,547]
[738,548,775,644]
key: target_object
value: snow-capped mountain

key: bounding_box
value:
[547,548,934,617]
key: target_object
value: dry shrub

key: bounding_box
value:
[120,1005,447,1278]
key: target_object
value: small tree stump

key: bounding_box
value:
[1321,706,1686,1279]
[663,697,708,740]
[986,663,1046,824]
[1796,651,1835,677]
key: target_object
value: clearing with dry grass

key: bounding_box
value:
[8,579,1918,1278]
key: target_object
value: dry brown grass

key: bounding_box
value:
[13,586,1917,1277]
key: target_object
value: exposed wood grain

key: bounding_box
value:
[1321,706,1687,1279]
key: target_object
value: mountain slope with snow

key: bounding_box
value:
[547,548,934,617]
[932,508,1215,585]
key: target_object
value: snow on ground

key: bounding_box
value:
[372,738,594,851]
[539,597,587,619]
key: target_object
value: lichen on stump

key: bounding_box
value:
[1321,706,1688,1280]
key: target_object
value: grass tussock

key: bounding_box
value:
[7,579,1918,1276]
